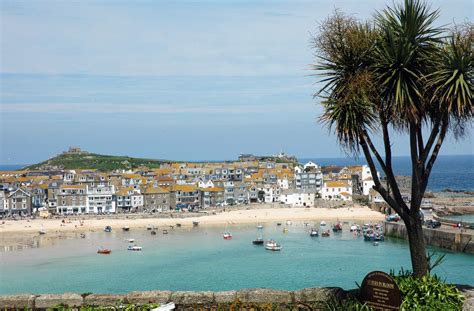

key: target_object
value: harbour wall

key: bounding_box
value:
[0,287,350,310]
[433,213,474,229]
[384,221,474,254]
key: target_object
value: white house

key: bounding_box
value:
[322,181,353,201]
[362,177,376,196]
[87,185,115,214]
[262,185,280,203]
[279,190,316,207]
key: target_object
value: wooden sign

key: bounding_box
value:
[360,271,402,310]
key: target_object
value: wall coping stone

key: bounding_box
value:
[0,294,36,309]
[35,293,83,309]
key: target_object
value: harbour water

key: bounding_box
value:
[1,222,473,295]
[442,214,474,224]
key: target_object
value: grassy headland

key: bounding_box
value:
[24,152,170,171]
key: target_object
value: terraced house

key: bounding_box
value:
[5,188,32,216]
[143,184,170,212]
[57,184,87,214]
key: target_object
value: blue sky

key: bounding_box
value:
[0,0,472,164]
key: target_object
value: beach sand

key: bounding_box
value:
[0,206,384,235]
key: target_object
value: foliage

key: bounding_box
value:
[319,297,373,311]
[390,269,465,310]
[46,303,161,311]
[312,0,473,276]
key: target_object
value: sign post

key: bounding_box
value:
[360,271,402,310]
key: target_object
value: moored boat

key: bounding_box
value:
[321,230,330,237]
[146,225,153,230]
[97,248,112,254]
[265,240,282,251]
[223,232,232,240]
[122,226,130,231]
[320,221,326,226]
[80,233,86,238]
[310,228,318,237]
[332,223,343,232]
[127,245,142,251]
[282,228,289,233]
[252,237,264,245]
[257,224,264,229]
[127,238,135,243]
[193,221,199,227]
[176,223,182,227]
[276,222,282,226]
[163,229,168,235]
[151,230,157,235]
[39,229,46,235]
[104,226,112,232]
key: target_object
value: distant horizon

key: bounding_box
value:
[1,152,472,167]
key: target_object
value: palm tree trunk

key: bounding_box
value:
[405,218,429,277]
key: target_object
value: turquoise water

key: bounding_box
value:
[442,214,474,224]
[0,223,473,294]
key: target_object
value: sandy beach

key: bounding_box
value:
[0,206,384,235]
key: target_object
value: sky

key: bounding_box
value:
[0,0,472,164]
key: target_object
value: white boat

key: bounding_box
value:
[39,229,46,235]
[257,225,264,229]
[223,232,232,240]
[286,220,292,225]
[320,221,326,226]
[350,225,358,232]
[310,229,318,237]
[265,240,282,251]
[127,238,135,243]
[128,245,142,251]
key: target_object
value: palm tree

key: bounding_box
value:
[312,0,472,277]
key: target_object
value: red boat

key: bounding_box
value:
[321,230,330,237]
[97,248,112,254]
[223,232,232,240]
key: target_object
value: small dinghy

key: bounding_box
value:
[127,238,135,243]
[151,230,157,235]
[97,248,112,254]
[128,245,142,251]
[321,230,330,237]
[80,233,86,238]
[162,229,168,235]
[39,229,46,235]
[257,224,264,229]
[252,237,264,245]
[223,232,232,240]
[265,240,282,251]
[104,226,112,232]
[122,226,130,231]
[310,228,319,237]
[146,225,153,230]
[320,221,327,226]
[193,221,199,227]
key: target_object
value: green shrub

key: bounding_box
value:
[391,270,465,310]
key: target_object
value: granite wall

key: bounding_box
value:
[384,221,474,254]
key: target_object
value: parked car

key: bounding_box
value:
[425,219,441,229]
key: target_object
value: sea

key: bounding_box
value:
[1,155,473,192]
[0,222,473,295]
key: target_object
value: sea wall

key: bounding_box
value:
[0,288,349,310]
[433,214,474,228]
[384,222,474,254]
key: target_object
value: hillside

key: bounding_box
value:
[25,152,169,171]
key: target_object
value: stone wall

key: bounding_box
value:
[384,221,474,254]
[0,287,348,310]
